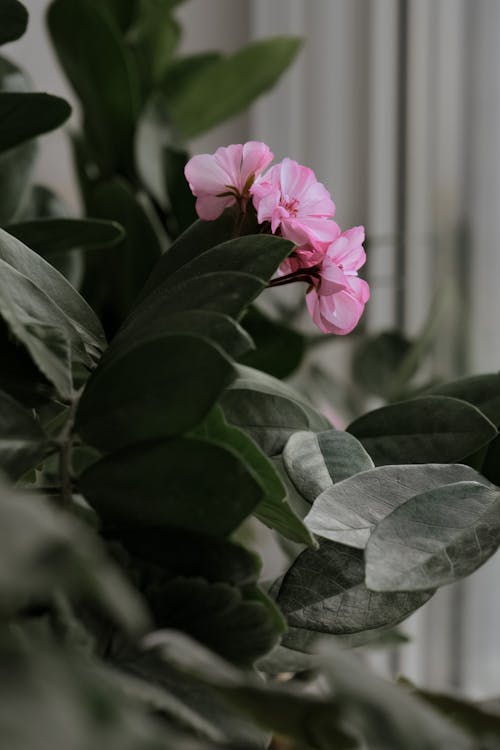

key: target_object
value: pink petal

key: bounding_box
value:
[281,217,340,246]
[195,194,235,221]
[318,261,349,296]
[184,153,230,197]
[213,144,243,190]
[241,141,274,185]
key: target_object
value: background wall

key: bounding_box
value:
[7,0,500,697]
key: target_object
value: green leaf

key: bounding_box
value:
[425,373,500,425]
[0,389,50,479]
[129,0,181,91]
[81,177,163,334]
[47,0,140,174]
[79,437,263,536]
[275,541,433,649]
[167,37,302,137]
[221,366,330,456]
[241,307,306,379]
[161,52,222,100]
[0,477,147,630]
[123,234,293,342]
[5,218,125,256]
[283,429,374,503]
[0,92,70,153]
[0,320,54,406]
[305,463,492,549]
[366,481,500,591]
[111,526,261,586]
[163,145,197,234]
[145,577,284,666]
[348,395,497,465]
[0,0,28,45]
[76,333,234,451]
[351,330,413,399]
[0,228,106,361]
[194,407,315,546]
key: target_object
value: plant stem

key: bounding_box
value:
[57,396,78,510]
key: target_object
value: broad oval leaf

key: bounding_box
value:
[112,526,261,586]
[426,373,500,426]
[145,577,284,666]
[0,390,50,480]
[79,437,263,536]
[76,333,234,451]
[47,0,140,174]
[0,0,28,45]
[221,366,330,456]
[5,218,125,256]
[305,463,492,549]
[348,396,497,465]
[241,306,306,379]
[167,37,302,137]
[0,92,71,153]
[283,429,374,503]
[275,540,433,646]
[194,406,314,546]
[0,228,106,361]
[366,481,500,591]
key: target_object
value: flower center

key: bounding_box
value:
[281,194,299,216]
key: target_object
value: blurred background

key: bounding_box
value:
[9,0,500,698]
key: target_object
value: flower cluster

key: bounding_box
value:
[184,142,369,335]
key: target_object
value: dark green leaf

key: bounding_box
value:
[79,437,263,536]
[123,234,293,343]
[221,366,330,456]
[81,177,163,334]
[241,307,306,379]
[112,527,261,585]
[194,407,315,545]
[76,333,234,451]
[366,481,500,591]
[0,320,54,406]
[0,92,70,153]
[47,0,140,174]
[0,228,106,362]
[163,145,197,234]
[161,52,222,100]
[275,541,433,648]
[305,463,492,548]
[351,330,413,398]
[129,0,181,91]
[348,396,497,465]
[0,389,49,479]
[5,218,125,256]
[145,578,284,666]
[167,37,302,137]
[283,429,374,503]
[425,373,500,426]
[0,0,28,45]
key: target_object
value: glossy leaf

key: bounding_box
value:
[129,0,181,91]
[48,0,140,174]
[81,177,163,334]
[425,373,500,426]
[145,577,284,666]
[167,37,302,137]
[283,429,374,503]
[275,541,433,649]
[305,463,492,549]
[112,526,261,586]
[79,437,263,536]
[195,407,314,546]
[366,481,500,591]
[221,366,330,456]
[5,218,125,256]
[348,395,497,465]
[0,228,106,361]
[0,0,28,45]
[0,92,70,153]
[76,333,234,451]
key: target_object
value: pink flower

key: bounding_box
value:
[184,142,274,220]
[251,157,339,247]
[306,226,370,335]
